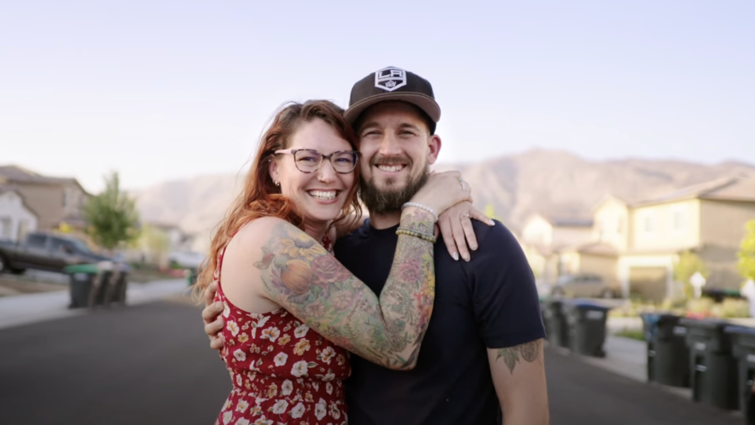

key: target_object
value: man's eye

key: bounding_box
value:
[363,130,379,137]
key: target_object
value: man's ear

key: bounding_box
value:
[427,135,442,165]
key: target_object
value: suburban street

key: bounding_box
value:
[0,298,743,425]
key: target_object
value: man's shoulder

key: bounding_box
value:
[472,219,521,253]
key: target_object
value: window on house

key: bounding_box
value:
[643,215,653,233]
[616,217,623,233]
[673,211,686,232]
[63,190,69,208]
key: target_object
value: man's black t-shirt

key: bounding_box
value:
[334,219,545,425]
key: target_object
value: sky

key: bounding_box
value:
[1,0,753,193]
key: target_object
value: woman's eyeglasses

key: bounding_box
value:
[274,149,359,174]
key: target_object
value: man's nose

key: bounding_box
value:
[378,133,401,156]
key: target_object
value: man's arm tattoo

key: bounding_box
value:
[496,339,542,374]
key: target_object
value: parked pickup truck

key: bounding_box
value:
[0,232,112,274]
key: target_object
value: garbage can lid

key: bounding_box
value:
[724,325,755,335]
[63,263,99,274]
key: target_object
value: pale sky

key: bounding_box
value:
[2,0,753,193]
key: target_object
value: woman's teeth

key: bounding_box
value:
[308,190,337,200]
[377,165,404,172]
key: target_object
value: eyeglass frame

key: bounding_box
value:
[273,148,360,174]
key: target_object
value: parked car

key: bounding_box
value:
[0,232,112,275]
[538,274,616,299]
[167,251,206,269]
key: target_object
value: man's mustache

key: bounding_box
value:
[369,155,412,166]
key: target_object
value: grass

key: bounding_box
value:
[614,329,645,342]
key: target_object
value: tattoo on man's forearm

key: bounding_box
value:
[496,340,542,374]
[253,209,436,369]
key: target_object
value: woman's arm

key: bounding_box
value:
[254,207,435,370]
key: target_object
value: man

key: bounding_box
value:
[204,66,548,424]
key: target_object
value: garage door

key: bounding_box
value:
[629,266,668,302]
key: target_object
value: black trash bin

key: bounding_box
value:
[542,298,570,349]
[681,318,739,411]
[563,300,611,357]
[108,265,129,305]
[724,324,755,422]
[90,269,113,307]
[65,264,99,308]
[641,313,690,387]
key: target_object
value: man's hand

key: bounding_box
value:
[202,280,225,350]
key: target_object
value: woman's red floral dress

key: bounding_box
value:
[213,244,350,425]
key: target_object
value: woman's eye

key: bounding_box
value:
[298,156,318,163]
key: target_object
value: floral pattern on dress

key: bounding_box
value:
[213,245,350,425]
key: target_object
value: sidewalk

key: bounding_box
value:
[0,279,190,331]
[560,318,695,400]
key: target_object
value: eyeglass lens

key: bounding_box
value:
[293,150,357,173]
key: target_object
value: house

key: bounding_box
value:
[124,221,198,268]
[540,177,755,301]
[0,185,38,241]
[617,177,755,300]
[0,165,90,232]
[520,213,594,281]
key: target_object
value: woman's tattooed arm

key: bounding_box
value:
[254,209,436,370]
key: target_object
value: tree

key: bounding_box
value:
[83,172,139,250]
[673,250,709,300]
[738,220,755,281]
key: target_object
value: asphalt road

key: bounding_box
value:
[0,299,744,425]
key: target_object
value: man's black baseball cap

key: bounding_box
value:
[344,66,441,128]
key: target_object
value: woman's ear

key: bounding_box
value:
[268,158,280,185]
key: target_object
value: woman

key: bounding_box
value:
[195,100,479,425]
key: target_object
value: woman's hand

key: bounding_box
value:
[409,170,471,216]
[437,202,495,262]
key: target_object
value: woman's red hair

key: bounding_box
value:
[194,100,361,297]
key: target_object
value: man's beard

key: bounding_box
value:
[359,165,430,215]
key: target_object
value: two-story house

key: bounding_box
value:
[553,177,755,301]
[0,165,90,232]
[520,213,594,281]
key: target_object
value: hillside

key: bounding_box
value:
[133,149,755,250]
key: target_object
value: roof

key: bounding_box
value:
[0,165,91,196]
[590,194,629,213]
[556,241,618,257]
[634,177,755,207]
[527,212,593,228]
[577,242,619,256]
[0,183,39,217]
[549,217,594,227]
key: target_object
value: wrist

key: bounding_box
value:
[399,207,436,238]
[401,202,439,222]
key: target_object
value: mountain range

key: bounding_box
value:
[133,149,755,249]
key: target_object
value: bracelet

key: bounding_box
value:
[401,202,439,222]
[396,227,437,244]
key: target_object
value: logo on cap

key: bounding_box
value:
[374,67,407,92]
